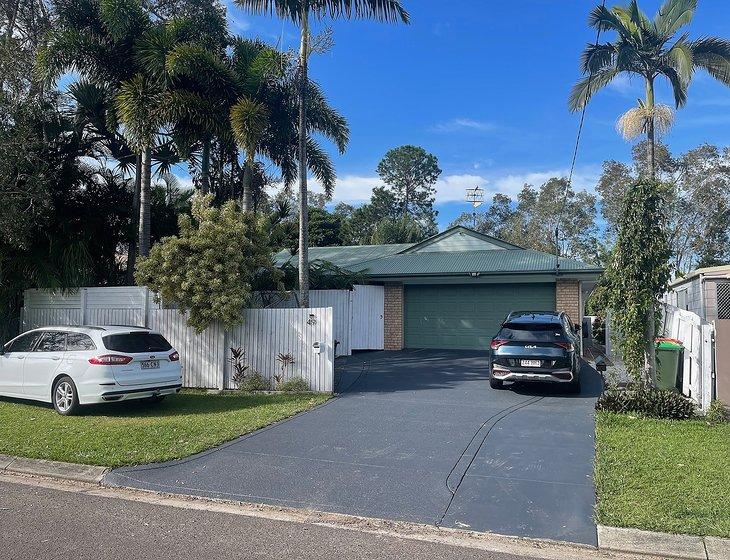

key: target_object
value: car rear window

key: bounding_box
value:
[498,322,567,342]
[102,332,172,353]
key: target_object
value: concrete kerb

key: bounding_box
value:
[2,455,728,560]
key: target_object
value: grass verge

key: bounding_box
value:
[595,411,730,537]
[0,391,330,468]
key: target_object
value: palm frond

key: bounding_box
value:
[99,0,149,42]
[588,4,632,37]
[690,36,730,85]
[303,81,349,153]
[580,43,616,74]
[658,65,689,107]
[234,0,409,23]
[230,97,270,162]
[666,35,694,82]
[654,0,697,38]
[568,68,620,112]
[305,138,336,195]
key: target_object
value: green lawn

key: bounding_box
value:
[595,411,730,538]
[0,391,330,468]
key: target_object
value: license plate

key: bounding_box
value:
[141,360,160,370]
[521,359,541,368]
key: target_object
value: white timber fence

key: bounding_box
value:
[19,286,358,391]
[150,308,334,392]
[660,303,715,413]
[252,285,384,357]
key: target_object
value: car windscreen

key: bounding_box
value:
[498,322,567,342]
[102,332,172,353]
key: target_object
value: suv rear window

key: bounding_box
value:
[498,322,567,342]
[102,332,172,353]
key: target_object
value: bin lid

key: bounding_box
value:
[656,337,683,349]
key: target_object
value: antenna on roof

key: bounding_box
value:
[465,186,484,230]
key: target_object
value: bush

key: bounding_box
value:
[596,386,696,420]
[240,372,270,392]
[278,377,310,393]
[706,400,729,424]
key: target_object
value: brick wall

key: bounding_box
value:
[556,279,581,323]
[383,283,404,351]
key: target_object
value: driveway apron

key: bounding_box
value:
[105,349,600,545]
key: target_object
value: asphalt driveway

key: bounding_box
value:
[105,349,600,545]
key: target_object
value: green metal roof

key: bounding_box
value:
[273,226,603,278]
[275,243,413,268]
[350,249,601,277]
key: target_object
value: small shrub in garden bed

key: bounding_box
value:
[278,377,310,393]
[596,386,696,420]
[241,372,270,392]
[706,399,729,424]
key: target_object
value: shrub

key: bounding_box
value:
[241,372,270,392]
[278,377,310,393]
[229,347,249,389]
[706,399,729,424]
[596,386,696,420]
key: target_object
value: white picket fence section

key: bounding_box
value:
[661,303,714,412]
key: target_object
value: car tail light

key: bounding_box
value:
[554,342,574,351]
[490,339,509,350]
[89,354,133,365]
[169,351,180,362]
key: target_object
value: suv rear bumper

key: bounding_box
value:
[491,366,574,383]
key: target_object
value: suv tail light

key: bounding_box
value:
[490,339,509,350]
[89,354,133,365]
[169,351,180,362]
[554,342,574,351]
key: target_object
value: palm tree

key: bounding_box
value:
[569,0,730,383]
[234,0,409,306]
[570,0,730,178]
[115,73,165,257]
[230,97,269,211]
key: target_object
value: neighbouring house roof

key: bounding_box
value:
[669,264,730,288]
[273,225,603,279]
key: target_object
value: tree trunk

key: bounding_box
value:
[126,154,142,284]
[231,149,241,202]
[297,5,310,307]
[201,138,211,194]
[138,146,152,257]
[241,157,253,212]
[644,77,658,385]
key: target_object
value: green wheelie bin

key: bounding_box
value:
[655,338,683,390]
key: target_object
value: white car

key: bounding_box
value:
[0,326,183,415]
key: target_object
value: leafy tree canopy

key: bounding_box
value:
[136,195,280,332]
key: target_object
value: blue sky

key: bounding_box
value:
[206,1,730,228]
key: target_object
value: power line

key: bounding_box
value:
[556,0,607,272]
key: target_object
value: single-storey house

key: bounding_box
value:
[276,226,603,351]
[664,264,730,321]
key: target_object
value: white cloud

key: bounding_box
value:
[607,74,637,96]
[307,166,602,206]
[431,118,500,133]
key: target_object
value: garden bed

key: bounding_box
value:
[0,390,330,468]
[595,411,730,537]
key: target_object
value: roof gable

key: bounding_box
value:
[400,226,523,254]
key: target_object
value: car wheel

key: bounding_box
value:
[489,375,504,389]
[568,375,582,394]
[53,376,80,415]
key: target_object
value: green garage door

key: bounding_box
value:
[404,283,556,350]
